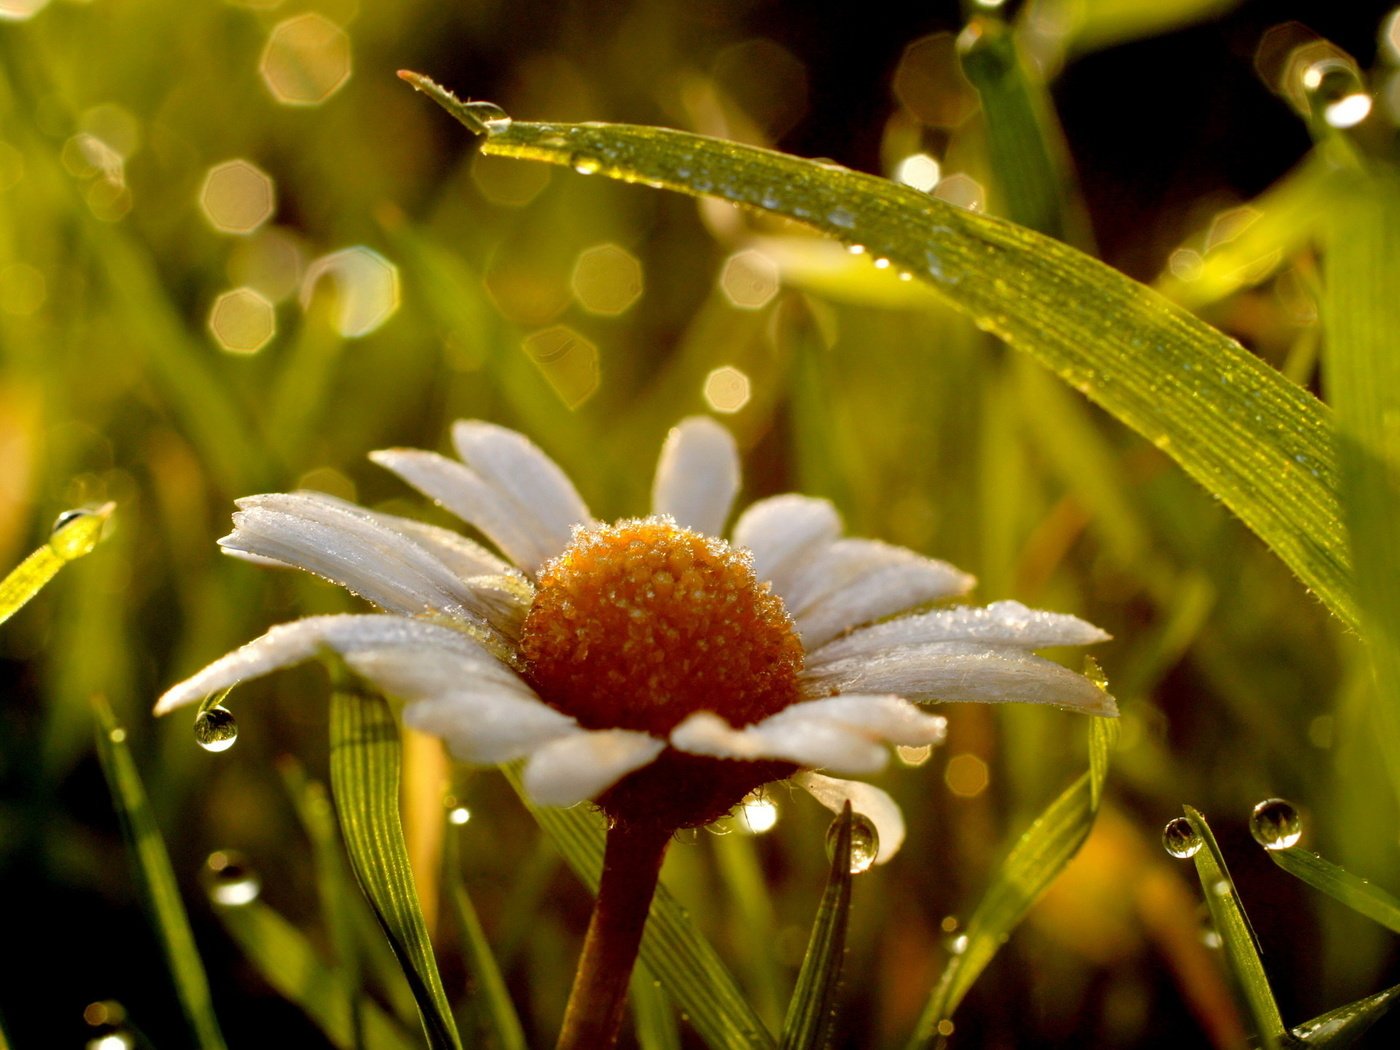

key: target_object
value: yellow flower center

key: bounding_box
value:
[520,518,804,738]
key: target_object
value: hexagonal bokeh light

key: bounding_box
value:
[703,366,751,414]
[260,13,351,106]
[209,288,276,354]
[521,325,599,408]
[719,249,780,310]
[300,247,400,338]
[200,160,275,234]
[892,33,978,128]
[570,243,643,316]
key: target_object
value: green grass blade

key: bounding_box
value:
[500,765,776,1049]
[214,899,420,1050]
[908,717,1118,1048]
[0,503,112,626]
[712,832,784,1029]
[780,804,854,1050]
[405,76,1354,632]
[328,678,463,1050]
[1291,982,1400,1048]
[442,820,527,1050]
[631,961,681,1050]
[91,695,228,1050]
[1183,806,1286,1049]
[1267,847,1400,934]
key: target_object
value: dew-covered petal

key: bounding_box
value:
[650,417,740,536]
[155,614,488,715]
[522,730,666,807]
[807,600,1110,668]
[800,641,1118,716]
[786,539,976,649]
[767,695,948,746]
[792,772,906,864]
[670,710,888,774]
[731,494,843,603]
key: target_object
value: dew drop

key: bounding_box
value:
[1249,798,1302,851]
[107,727,127,744]
[194,706,238,753]
[873,256,892,269]
[448,806,471,826]
[1161,816,1202,858]
[847,244,866,255]
[203,849,261,906]
[86,1033,134,1050]
[571,154,601,175]
[827,207,856,229]
[52,508,92,533]
[462,101,512,133]
[826,812,879,873]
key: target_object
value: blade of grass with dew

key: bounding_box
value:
[214,899,420,1050]
[1321,171,1400,801]
[908,716,1118,1048]
[1183,806,1286,1049]
[780,803,854,1050]
[91,695,228,1050]
[500,764,776,1049]
[328,675,463,1050]
[442,817,527,1050]
[1267,847,1400,934]
[402,75,1354,634]
[1045,0,1242,56]
[0,503,112,626]
[631,960,682,1050]
[1291,982,1400,1048]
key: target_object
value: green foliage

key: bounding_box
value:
[0,503,111,626]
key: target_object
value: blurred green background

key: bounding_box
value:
[3,0,1399,1046]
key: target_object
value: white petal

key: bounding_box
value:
[801,641,1118,716]
[731,495,842,605]
[154,615,487,714]
[650,417,740,536]
[807,600,1110,667]
[670,711,888,774]
[522,730,666,806]
[767,695,948,746]
[372,448,579,575]
[786,539,976,649]
[792,772,906,865]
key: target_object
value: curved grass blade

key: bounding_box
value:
[91,695,228,1050]
[500,765,775,1049]
[908,717,1117,1048]
[780,803,854,1050]
[328,676,463,1050]
[0,503,112,627]
[1267,847,1400,935]
[403,73,1354,632]
[214,898,419,1050]
[631,960,681,1050]
[1291,982,1400,1048]
[1183,806,1286,1050]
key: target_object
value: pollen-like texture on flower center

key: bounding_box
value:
[520,518,804,737]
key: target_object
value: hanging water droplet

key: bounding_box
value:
[1249,798,1302,851]
[571,154,601,175]
[1301,58,1372,128]
[873,257,892,270]
[1161,816,1202,858]
[826,812,879,873]
[847,244,866,255]
[194,706,238,752]
[462,101,512,133]
[86,1032,134,1050]
[52,508,92,533]
[203,849,261,906]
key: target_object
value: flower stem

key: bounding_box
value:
[556,821,672,1050]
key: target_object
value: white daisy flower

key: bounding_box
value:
[156,417,1114,862]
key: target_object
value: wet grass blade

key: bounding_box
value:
[780,803,854,1050]
[328,677,463,1050]
[500,765,776,1049]
[908,717,1117,1048]
[215,898,420,1050]
[0,503,112,626]
[1291,982,1400,1048]
[631,960,681,1050]
[404,73,1354,632]
[1183,806,1286,1049]
[91,695,228,1050]
[1267,847,1400,934]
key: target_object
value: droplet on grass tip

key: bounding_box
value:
[203,850,261,906]
[194,706,238,752]
[826,811,879,873]
[1161,816,1202,858]
[462,100,512,133]
[1249,798,1302,851]
[571,153,601,175]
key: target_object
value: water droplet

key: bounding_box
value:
[86,1033,134,1050]
[1249,798,1302,851]
[827,207,856,229]
[462,101,511,133]
[1161,816,1202,858]
[194,706,238,752]
[947,933,969,954]
[107,727,127,744]
[52,508,92,533]
[448,806,471,826]
[873,257,892,269]
[826,812,879,873]
[571,154,601,175]
[203,849,261,906]
[1301,58,1372,128]
[847,244,866,255]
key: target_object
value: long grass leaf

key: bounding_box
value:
[1267,847,1400,934]
[500,765,775,1049]
[91,695,228,1050]
[0,503,112,626]
[631,961,681,1050]
[404,76,1354,632]
[1291,982,1400,1048]
[328,678,463,1050]
[908,717,1118,1048]
[1183,806,1286,1049]
[780,803,854,1050]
